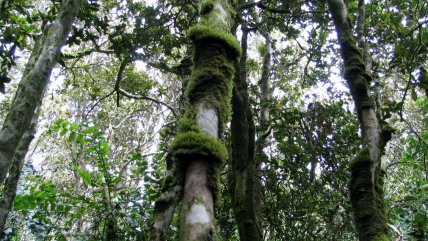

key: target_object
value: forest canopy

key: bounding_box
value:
[0,0,427,240]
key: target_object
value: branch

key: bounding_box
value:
[61,47,114,59]
[117,88,178,118]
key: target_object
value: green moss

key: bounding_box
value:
[200,0,216,15]
[186,66,233,125]
[349,149,390,240]
[188,24,241,59]
[373,234,390,241]
[171,0,238,207]
[170,131,227,163]
[349,148,370,169]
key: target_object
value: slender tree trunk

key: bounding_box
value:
[0,0,82,185]
[254,34,272,238]
[150,155,182,241]
[167,0,240,240]
[150,58,192,241]
[0,107,39,236]
[328,0,390,240]
[231,27,262,241]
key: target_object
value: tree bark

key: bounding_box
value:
[0,0,82,185]
[150,155,182,241]
[231,27,263,241]
[167,0,240,240]
[150,58,191,241]
[0,106,39,236]
[328,0,390,240]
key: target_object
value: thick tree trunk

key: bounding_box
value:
[231,27,262,241]
[167,0,240,240]
[0,0,82,185]
[328,0,390,240]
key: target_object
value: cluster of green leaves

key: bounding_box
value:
[0,0,46,92]
[386,97,428,240]
[7,119,157,240]
[259,99,359,240]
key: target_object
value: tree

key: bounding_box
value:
[166,0,240,239]
[0,0,82,235]
[2,0,428,240]
[328,0,391,240]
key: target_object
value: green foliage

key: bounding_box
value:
[0,0,42,92]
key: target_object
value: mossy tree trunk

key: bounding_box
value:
[0,0,82,185]
[328,0,390,240]
[168,0,240,240]
[230,26,262,241]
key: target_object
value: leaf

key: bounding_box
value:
[68,131,76,142]
[81,126,97,135]
[76,133,84,143]
[59,128,68,137]
[69,123,79,131]
[75,166,92,185]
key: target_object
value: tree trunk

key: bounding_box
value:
[0,107,39,236]
[328,0,390,240]
[150,155,182,241]
[167,0,240,240]
[231,27,262,241]
[0,0,82,185]
[150,58,191,241]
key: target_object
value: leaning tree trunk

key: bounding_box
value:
[328,0,390,240]
[230,26,262,241]
[167,0,240,240]
[0,0,82,185]
[0,106,39,236]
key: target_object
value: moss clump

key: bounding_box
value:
[188,24,241,59]
[200,0,216,15]
[349,149,390,240]
[172,0,238,206]
[340,36,374,115]
[170,131,227,162]
[186,64,233,128]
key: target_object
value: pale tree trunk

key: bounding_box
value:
[230,26,262,241]
[0,107,39,236]
[0,0,82,185]
[167,0,240,240]
[255,33,272,237]
[328,0,390,240]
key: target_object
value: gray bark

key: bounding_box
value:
[0,0,82,185]
[179,159,215,240]
[151,155,182,241]
[0,107,39,236]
